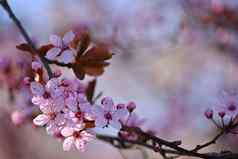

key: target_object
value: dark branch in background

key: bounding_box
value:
[97,126,238,159]
[0,0,53,78]
[191,131,224,152]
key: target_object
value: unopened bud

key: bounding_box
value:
[204,108,213,119]
[127,102,136,113]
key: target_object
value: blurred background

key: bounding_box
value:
[1,0,238,158]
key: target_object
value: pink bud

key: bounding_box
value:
[218,111,226,118]
[228,103,236,112]
[204,108,213,119]
[101,97,114,106]
[11,111,25,126]
[116,104,125,110]
[127,102,136,113]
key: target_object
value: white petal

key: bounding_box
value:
[75,139,85,151]
[30,82,45,96]
[33,114,50,126]
[50,35,63,47]
[45,48,61,60]
[32,96,46,106]
[63,31,75,45]
[61,127,74,137]
[46,122,58,135]
[57,50,75,64]
[63,137,75,151]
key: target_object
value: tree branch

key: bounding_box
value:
[0,0,53,78]
[96,127,238,159]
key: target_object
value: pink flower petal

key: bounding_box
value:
[95,116,107,128]
[75,139,85,151]
[61,127,74,137]
[33,114,50,126]
[57,50,75,64]
[50,35,63,47]
[45,48,61,60]
[63,31,75,45]
[63,136,75,151]
[65,96,78,112]
[30,82,45,96]
[101,97,114,111]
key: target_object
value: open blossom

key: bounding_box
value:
[93,97,128,129]
[61,125,95,151]
[45,31,76,64]
[33,99,65,134]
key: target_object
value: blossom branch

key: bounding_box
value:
[96,127,238,159]
[0,0,53,78]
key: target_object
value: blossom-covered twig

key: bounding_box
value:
[96,128,238,159]
[0,0,53,78]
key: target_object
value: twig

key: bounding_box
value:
[96,126,238,159]
[191,131,224,152]
[0,0,53,78]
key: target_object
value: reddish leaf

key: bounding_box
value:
[77,31,91,57]
[83,67,104,76]
[82,45,112,61]
[85,79,97,103]
[72,65,85,80]
[16,43,34,54]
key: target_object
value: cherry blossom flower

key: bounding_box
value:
[45,31,76,64]
[93,97,128,129]
[33,100,65,134]
[61,125,95,151]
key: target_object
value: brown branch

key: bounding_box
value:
[0,0,53,78]
[96,126,238,159]
[191,131,224,152]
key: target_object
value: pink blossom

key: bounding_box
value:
[45,31,76,64]
[204,108,213,119]
[61,125,95,151]
[93,97,128,129]
[33,102,65,134]
[30,82,45,96]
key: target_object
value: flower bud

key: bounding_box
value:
[204,108,213,119]
[11,111,25,126]
[218,111,226,118]
[127,102,136,113]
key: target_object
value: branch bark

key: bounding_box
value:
[0,0,53,78]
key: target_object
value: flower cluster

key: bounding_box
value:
[204,91,238,134]
[27,60,139,151]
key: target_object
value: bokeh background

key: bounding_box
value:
[1,0,238,158]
